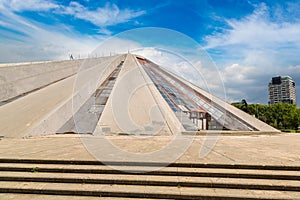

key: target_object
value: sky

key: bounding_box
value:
[0,0,300,105]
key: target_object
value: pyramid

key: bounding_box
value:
[33,54,279,135]
[0,54,279,138]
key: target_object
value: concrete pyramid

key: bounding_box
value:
[0,54,279,138]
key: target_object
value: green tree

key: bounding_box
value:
[231,101,300,130]
[291,108,300,130]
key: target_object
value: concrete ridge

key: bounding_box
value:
[0,60,60,68]
[1,165,300,180]
[0,194,160,200]
[182,130,282,136]
[0,158,299,170]
[0,182,298,200]
[0,57,111,68]
[1,172,300,191]
[0,74,75,107]
[0,168,297,181]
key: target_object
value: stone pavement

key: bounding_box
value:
[0,133,299,166]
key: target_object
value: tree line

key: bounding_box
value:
[232,100,300,131]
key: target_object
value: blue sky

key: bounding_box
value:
[0,0,300,105]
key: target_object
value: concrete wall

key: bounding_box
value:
[0,57,117,103]
[0,59,83,103]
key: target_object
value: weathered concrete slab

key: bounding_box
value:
[0,55,125,138]
[0,59,81,103]
[98,54,184,135]
[0,76,75,138]
[0,194,140,200]
[46,55,125,134]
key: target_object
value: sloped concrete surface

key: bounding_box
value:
[0,76,75,138]
[0,55,124,137]
[98,54,183,135]
[0,59,82,103]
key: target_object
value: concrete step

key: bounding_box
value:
[1,171,300,192]
[1,158,300,171]
[0,163,300,180]
[0,193,161,200]
[0,181,299,199]
[1,159,300,199]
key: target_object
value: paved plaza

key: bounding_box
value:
[1,133,299,166]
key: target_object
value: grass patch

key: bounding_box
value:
[31,167,39,173]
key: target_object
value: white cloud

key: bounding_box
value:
[0,0,59,11]
[204,2,300,70]
[221,64,255,85]
[203,2,300,104]
[215,62,300,104]
[0,11,141,63]
[205,3,300,51]
[218,63,261,102]
[0,1,146,28]
[133,48,198,82]
[132,47,226,100]
[58,2,145,27]
[0,20,101,62]
[93,37,141,56]
[0,2,98,62]
[0,1,145,62]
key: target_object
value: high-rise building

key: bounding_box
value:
[268,76,297,105]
